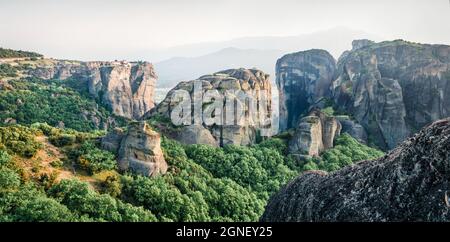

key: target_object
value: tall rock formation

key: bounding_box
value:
[145,68,273,146]
[288,110,341,156]
[335,116,368,144]
[261,118,450,222]
[276,49,336,131]
[117,121,167,177]
[276,40,450,150]
[333,39,450,149]
[29,60,156,119]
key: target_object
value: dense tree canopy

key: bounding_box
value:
[297,133,384,172]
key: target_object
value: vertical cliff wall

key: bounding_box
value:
[276,40,450,150]
[276,49,336,131]
[29,60,157,120]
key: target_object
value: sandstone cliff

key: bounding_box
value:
[288,110,341,156]
[261,118,450,222]
[145,68,273,146]
[116,121,167,177]
[29,60,156,120]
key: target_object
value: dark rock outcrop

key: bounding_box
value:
[29,60,156,119]
[333,40,450,149]
[146,68,273,146]
[276,49,336,131]
[276,40,450,150]
[289,110,341,156]
[335,116,368,144]
[261,118,450,222]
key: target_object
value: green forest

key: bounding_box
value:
[0,58,385,222]
[0,111,383,222]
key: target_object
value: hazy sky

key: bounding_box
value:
[1,0,449,60]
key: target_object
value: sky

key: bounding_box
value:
[0,0,449,61]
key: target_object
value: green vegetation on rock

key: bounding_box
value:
[299,133,384,172]
[0,64,20,78]
[0,78,126,132]
[0,47,42,59]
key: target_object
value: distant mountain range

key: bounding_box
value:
[152,27,381,88]
[154,48,283,88]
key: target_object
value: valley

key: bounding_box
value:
[0,37,449,222]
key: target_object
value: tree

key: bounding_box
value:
[0,168,21,190]
[0,149,11,167]
[14,196,76,222]
[48,179,156,222]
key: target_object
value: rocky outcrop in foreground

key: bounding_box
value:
[288,110,341,156]
[29,60,156,119]
[261,118,450,222]
[101,121,167,177]
[146,68,273,146]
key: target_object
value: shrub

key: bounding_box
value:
[0,149,11,167]
[14,196,75,222]
[94,171,122,198]
[0,125,41,157]
[71,141,117,174]
[49,133,77,147]
[0,168,21,190]
[0,64,18,78]
[50,159,63,168]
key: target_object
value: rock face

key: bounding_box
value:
[261,118,450,222]
[276,49,336,131]
[146,68,273,146]
[333,40,450,149]
[277,40,450,150]
[117,121,167,177]
[29,60,156,119]
[101,127,125,152]
[289,110,341,156]
[335,116,368,144]
[176,125,219,147]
